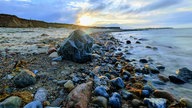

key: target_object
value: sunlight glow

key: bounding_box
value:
[78,15,95,26]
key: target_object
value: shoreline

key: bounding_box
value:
[0,29,191,107]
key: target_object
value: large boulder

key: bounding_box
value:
[58,30,94,63]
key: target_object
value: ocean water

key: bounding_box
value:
[111,28,192,100]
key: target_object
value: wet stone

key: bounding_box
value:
[34,88,48,102]
[24,100,43,108]
[0,96,22,108]
[120,89,133,100]
[139,59,148,63]
[94,86,109,98]
[109,92,121,108]
[92,96,108,108]
[132,99,142,107]
[111,77,125,89]
[144,98,167,108]
[169,75,186,84]
[13,69,36,88]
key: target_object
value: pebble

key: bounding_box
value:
[109,92,121,108]
[34,88,48,102]
[50,98,63,107]
[49,52,59,58]
[92,96,108,108]
[141,90,150,97]
[0,96,22,108]
[24,100,43,108]
[126,40,131,44]
[144,98,167,108]
[132,99,142,107]
[120,89,133,100]
[3,74,14,79]
[180,98,192,108]
[51,62,58,65]
[52,56,62,61]
[94,86,109,98]
[158,74,169,82]
[64,80,75,92]
[13,69,36,88]
[57,80,68,85]
[111,77,125,89]
[139,59,148,63]
[153,90,176,102]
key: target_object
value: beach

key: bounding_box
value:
[0,28,192,108]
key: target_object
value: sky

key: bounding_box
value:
[0,0,192,28]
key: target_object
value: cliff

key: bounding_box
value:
[0,14,121,29]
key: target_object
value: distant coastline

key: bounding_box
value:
[0,14,173,31]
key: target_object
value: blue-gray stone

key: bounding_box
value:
[109,92,121,108]
[144,98,166,108]
[94,86,109,98]
[120,89,133,100]
[24,100,43,108]
[111,77,124,89]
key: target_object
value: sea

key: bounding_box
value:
[111,28,192,100]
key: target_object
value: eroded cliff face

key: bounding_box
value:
[0,14,48,28]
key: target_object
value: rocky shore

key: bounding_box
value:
[0,29,192,108]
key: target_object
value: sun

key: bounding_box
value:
[79,15,94,26]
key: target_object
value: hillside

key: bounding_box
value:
[0,14,121,29]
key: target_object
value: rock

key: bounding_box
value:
[126,40,131,44]
[158,74,169,82]
[49,52,59,58]
[24,100,43,108]
[92,96,108,108]
[65,82,93,108]
[169,75,186,84]
[13,69,36,88]
[111,77,125,89]
[144,98,167,108]
[50,98,63,107]
[156,65,165,70]
[94,76,109,87]
[109,92,121,108]
[64,80,75,92]
[41,33,49,36]
[47,47,56,54]
[180,98,192,108]
[135,41,141,44]
[57,80,68,85]
[143,85,154,93]
[34,88,48,102]
[3,74,14,79]
[153,90,176,102]
[0,96,22,108]
[132,99,142,107]
[122,104,129,108]
[52,56,62,61]
[142,90,150,97]
[176,67,192,82]
[58,30,94,63]
[122,71,131,81]
[120,89,133,100]
[139,59,148,63]
[51,62,58,65]
[94,86,109,98]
